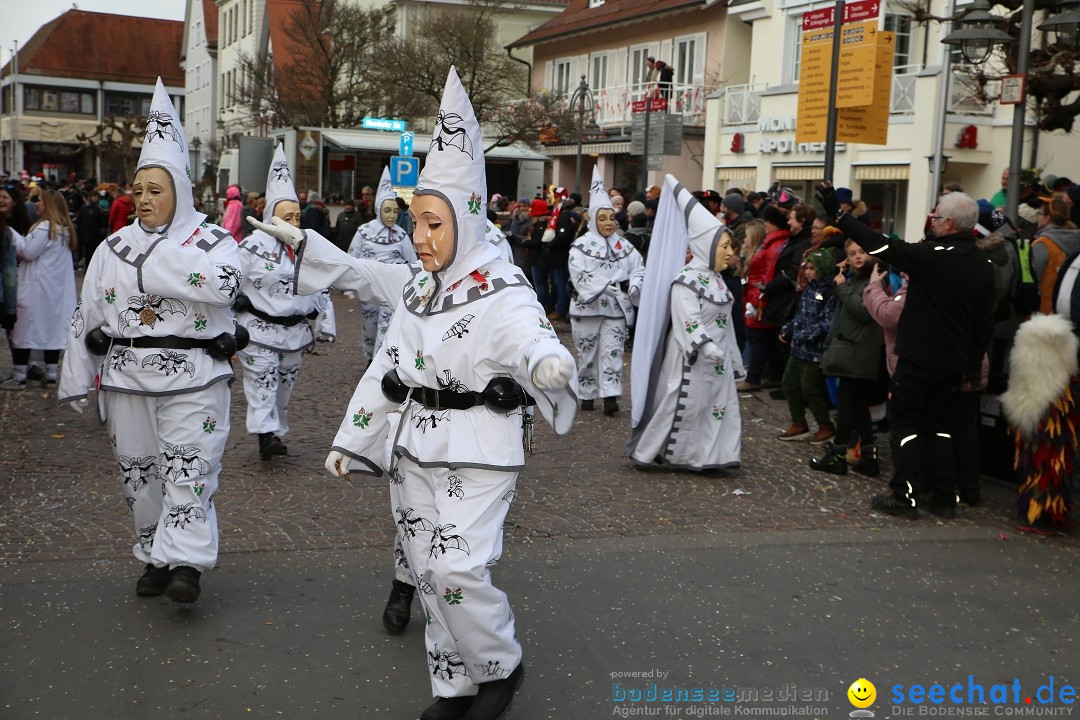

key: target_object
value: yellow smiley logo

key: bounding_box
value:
[848,678,876,708]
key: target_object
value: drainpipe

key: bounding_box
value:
[507,47,533,95]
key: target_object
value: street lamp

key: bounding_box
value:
[568,75,595,197]
[1039,0,1080,49]
[942,0,1032,225]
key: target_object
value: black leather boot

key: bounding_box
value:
[603,397,619,416]
[421,696,475,720]
[809,441,848,475]
[852,444,880,477]
[166,565,202,603]
[462,662,525,720]
[258,433,287,460]
[135,563,171,597]
[382,579,415,635]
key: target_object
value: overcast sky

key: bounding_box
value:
[3,1,188,66]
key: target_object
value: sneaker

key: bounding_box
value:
[0,377,26,391]
[135,564,171,597]
[809,423,835,445]
[851,446,880,477]
[778,422,811,441]
[736,381,762,392]
[809,441,847,475]
[871,493,918,519]
[166,565,202,603]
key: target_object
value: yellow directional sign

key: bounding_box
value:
[796,31,833,142]
[836,20,881,108]
[836,33,894,145]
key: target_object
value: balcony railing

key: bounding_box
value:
[558,82,709,127]
[948,65,994,115]
[890,64,920,114]
[724,83,766,125]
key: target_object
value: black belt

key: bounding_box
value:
[234,293,312,327]
[118,336,215,350]
[381,369,535,411]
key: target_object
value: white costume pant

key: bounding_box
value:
[571,316,628,400]
[360,300,393,365]
[237,345,303,436]
[390,456,521,698]
[106,382,230,572]
[393,533,413,584]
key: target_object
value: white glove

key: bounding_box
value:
[531,355,574,390]
[68,398,89,415]
[325,451,352,477]
[699,341,724,365]
[248,216,304,248]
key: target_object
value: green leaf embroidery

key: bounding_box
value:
[443,587,464,605]
[187,272,206,287]
[353,407,373,429]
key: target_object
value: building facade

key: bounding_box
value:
[0,10,184,183]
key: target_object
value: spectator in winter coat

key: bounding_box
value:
[301,190,332,238]
[740,204,791,391]
[108,186,134,234]
[332,201,363,252]
[221,185,244,239]
[809,239,884,478]
[778,249,837,444]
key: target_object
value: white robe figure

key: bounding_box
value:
[235,144,326,443]
[11,220,77,351]
[568,168,644,404]
[284,68,577,705]
[348,167,415,363]
[628,174,741,472]
[58,79,243,575]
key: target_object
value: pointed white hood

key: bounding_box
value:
[135,78,204,241]
[412,66,499,284]
[262,143,299,222]
[374,165,396,218]
[586,166,614,238]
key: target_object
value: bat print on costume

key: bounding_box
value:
[136,523,157,549]
[160,443,212,482]
[412,407,451,432]
[442,314,475,341]
[428,645,467,680]
[119,455,159,492]
[216,265,241,299]
[165,502,208,530]
[436,369,469,393]
[475,660,513,679]
[429,524,470,558]
[275,364,300,388]
[396,506,435,539]
[110,346,137,370]
[141,349,196,377]
[446,475,464,499]
[118,295,187,334]
[71,306,84,337]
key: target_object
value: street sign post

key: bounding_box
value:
[389,156,419,187]
[362,117,407,132]
[399,131,414,157]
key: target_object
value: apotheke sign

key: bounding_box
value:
[754,115,846,155]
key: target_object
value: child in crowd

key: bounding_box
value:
[809,239,883,476]
[777,250,837,443]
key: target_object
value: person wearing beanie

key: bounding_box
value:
[233,143,333,462]
[58,79,245,604]
[568,168,646,415]
[720,193,753,248]
[348,166,417,364]
[628,173,742,472]
[626,199,646,219]
[777,249,838,443]
[257,67,577,720]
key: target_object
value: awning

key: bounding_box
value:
[544,141,633,157]
[774,165,824,181]
[319,129,549,162]
[854,164,910,181]
[715,165,757,181]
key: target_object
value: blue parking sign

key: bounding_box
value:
[390,156,419,187]
[400,131,414,158]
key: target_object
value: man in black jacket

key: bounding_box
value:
[818,183,995,519]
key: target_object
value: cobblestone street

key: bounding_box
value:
[0,291,1037,566]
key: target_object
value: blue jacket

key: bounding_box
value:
[782,277,835,362]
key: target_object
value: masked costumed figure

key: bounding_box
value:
[58,79,244,603]
[568,167,644,415]
[1001,313,1079,535]
[250,68,577,720]
[235,144,330,460]
[627,174,742,472]
[348,166,416,364]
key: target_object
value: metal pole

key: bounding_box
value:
[1005,0,1035,226]
[823,0,844,183]
[642,95,651,191]
[930,0,958,211]
[10,41,17,177]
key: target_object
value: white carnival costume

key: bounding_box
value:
[58,79,243,576]
[234,144,327,451]
[627,174,742,472]
[11,219,78,354]
[348,166,415,362]
[268,68,577,710]
[568,167,644,405]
